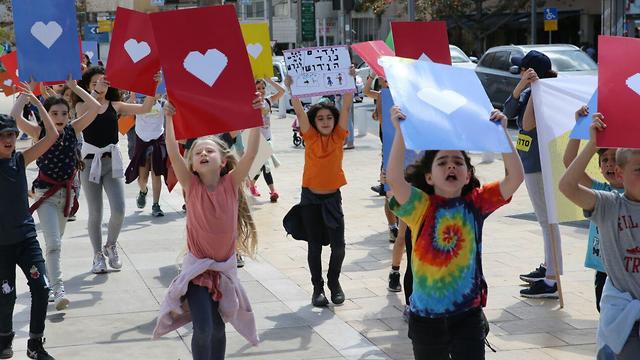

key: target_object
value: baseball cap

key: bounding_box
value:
[511,50,552,77]
[0,114,19,134]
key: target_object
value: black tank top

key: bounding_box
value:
[83,101,119,148]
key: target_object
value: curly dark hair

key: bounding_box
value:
[75,66,121,103]
[306,103,340,133]
[43,95,70,113]
[405,150,481,197]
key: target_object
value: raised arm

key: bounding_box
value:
[10,85,41,139]
[521,95,536,131]
[363,75,380,100]
[163,101,193,191]
[232,94,264,187]
[265,77,285,103]
[559,114,604,211]
[113,72,162,115]
[22,92,59,165]
[337,65,355,130]
[387,106,411,204]
[70,76,103,133]
[284,75,311,133]
[493,110,524,199]
[562,105,592,188]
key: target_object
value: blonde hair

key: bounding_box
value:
[186,136,258,258]
[615,148,640,168]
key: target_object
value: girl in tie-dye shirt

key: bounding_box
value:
[386,107,524,360]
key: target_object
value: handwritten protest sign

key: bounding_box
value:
[12,0,82,81]
[240,23,274,79]
[284,45,355,98]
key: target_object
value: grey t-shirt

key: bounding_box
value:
[586,190,640,300]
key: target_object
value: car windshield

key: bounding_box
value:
[544,50,597,72]
[450,47,470,63]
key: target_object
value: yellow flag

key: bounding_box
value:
[240,23,273,78]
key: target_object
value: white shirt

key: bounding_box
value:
[135,100,165,142]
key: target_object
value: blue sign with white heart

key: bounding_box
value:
[12,0,82,82]
[381,56,511,152]
[82,41,98,64]
[570,89,597,140]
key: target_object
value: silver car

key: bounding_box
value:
[475,44,597,109]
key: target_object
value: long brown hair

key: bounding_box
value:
[186,136,258,257]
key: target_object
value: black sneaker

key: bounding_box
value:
[388,271,402,292]
[136,189,148,209]
[370,184,385,197]
[0,332,14,359]
[519,264,546,283]
[151,203,164,217]
[328,281,345,305]
[389,226,398,243]
[520,280,558,299]
[27,337,55,360]
[312,285,329,307]
[236,254,245,268]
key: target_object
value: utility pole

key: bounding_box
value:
[602,0,626,35]
[407,0,415,21]
[530,0,536,44]
[266,0,273,39]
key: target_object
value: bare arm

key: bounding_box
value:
[387,106,411,204]
[231,94,264,187]
[163,102,193,191]
[562,105,592,188]
[558,114,605,211]
[521,95,536,131]
[337,66,356,130]
[70,77,104,133]
[22,94,59,165]
[265,77,286,103]
[363,75,380,100]
[113,72,162,115]
[10,91,41,139]
[493,110,525,199]
[285,75,311,133]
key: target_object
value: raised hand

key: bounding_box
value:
[490,109,508,129]
[390,106,406,130]
[589,113,606,142]
[575,105,588,121]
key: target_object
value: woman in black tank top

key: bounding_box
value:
[75,66,161,275]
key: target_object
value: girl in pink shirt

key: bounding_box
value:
[161,95,262,360]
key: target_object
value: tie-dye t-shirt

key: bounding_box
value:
[390,182,510,317]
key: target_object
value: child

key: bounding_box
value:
[10,80,102,311]
[249,78,285,202]
[153,96,263,358]
[387,106,524,359]
[0,90,61,359]
[563,105,623,312]
[503,50,562,298]
[559,115,640,359]
[284,68,354,307]
[125,95,167,217]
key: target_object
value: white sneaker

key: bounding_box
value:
[54,290,70,311]
[92,252,107,274]
[103,244,122,270]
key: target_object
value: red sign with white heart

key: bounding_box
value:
[149,5,260,140]
[598,35,640,148]
[0,52,21,96]
[106,7,161,97]
[351,40,394,78]
[391,21,451,65]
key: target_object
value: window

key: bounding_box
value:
[273,64,283,82]
[491,51,512,71]
[478,53,496,68]
[272,0,289,17]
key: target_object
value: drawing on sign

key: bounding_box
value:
[124,39,151,63]
[31,21,63,49]
[283,46,355,97]
[183,49,228,87]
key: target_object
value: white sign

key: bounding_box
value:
[283,45,355,98]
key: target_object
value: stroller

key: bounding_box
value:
[291,117,304,147]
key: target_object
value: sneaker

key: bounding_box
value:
[389,226,398,243]
[151,203,164,217]
[236,254,245,268]
[328,281,345,305]
[0,332,14,359]
[269,191,279,203]
[388,271,402,292]
[370,184,384,196]
[519,264,546,283]
[48,292,54,303]
[249,184,260,197]
[67,215,76,222]
[26,337,54,360]
[103,245,122,270]
[312,285,329,307]
[520,280,559,299]
[182,204,187,213]
[136,189,148,209]
[53,290,70,311]
[91,252,107,274]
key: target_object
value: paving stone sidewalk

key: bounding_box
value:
[9,103,599,359]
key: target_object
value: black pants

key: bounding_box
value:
[0,237,49,338]
[186,283,226,360]
[301,202,345,287]
[595,271,607,313]
[253,165,273,186]
[410,308,486,360]
[404,227,413,306]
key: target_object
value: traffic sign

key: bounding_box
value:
[544,8,558,32]
[301,0,315,42]
[83,23,109,42]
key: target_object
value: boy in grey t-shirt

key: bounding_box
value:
[559,114,640,359]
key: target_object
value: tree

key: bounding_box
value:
[361,0,533,54]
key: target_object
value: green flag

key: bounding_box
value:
[385,30,395,51]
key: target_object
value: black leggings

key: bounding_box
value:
[595,271,607,313]
[404,227,413,306]
[186,283,226,360]
[301,202,345,287]
[253,165,273,186]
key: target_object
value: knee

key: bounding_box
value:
[0,281,16,304]
[46,239,62,254]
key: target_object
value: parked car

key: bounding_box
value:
[475,44,597,109]
[450,45,477,70]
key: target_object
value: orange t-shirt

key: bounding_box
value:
[301,126,348,191]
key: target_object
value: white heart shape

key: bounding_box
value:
[30,21,63,49]
[246,43,263,60]
[85,51,94,59]
[3,79,12,86]
[416,87,467,115]
[183,49,228,87]
[418,53,432,62]
[626,73,640,96]
[124,39,151,64]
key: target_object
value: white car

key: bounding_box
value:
[450,45,477,70]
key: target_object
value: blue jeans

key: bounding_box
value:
[186,283,226,360]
